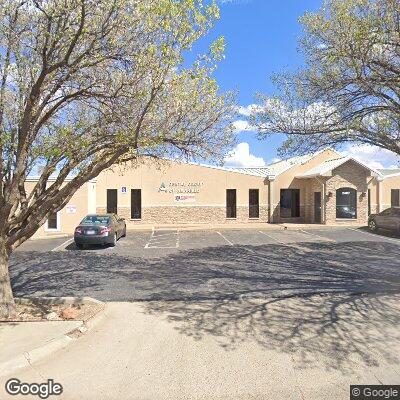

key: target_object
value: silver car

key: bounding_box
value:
[368,207,400,232]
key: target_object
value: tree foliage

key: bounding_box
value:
[0,0,234,249]
[253,0,400,157]
[0,0,234,317]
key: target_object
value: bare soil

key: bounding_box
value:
[1,300,103,322]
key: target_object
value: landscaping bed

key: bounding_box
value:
[1,297,104,322]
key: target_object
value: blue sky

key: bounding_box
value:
[190,0,400,169]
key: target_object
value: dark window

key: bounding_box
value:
[280,189,300,218]
[391,189,400,207]
[106,189,118,214]
[226,189,237,218]
[81,215,111,225]
[131,189,142,219]
[249,189,259,218]
[336,188,357,219]
[368,189,371,216]
[47,212,58,229]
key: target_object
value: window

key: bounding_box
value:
[336,188,357,219]
[106,189,118,214]
[81,215,110,225]
[249,189,259,218]
[391,189,400,207]
[46,212,59,230]
[226,189,237,218]
[280,189,300,218]
[131,189,142,219]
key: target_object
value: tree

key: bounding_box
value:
[0,0,234,318]
[253,0,400,157]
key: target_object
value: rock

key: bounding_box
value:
[61,307,78,320]
[45,311,59,321]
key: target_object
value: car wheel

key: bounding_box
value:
[76,243,83,250]
[111,233,117,247]
[368,220,377,231]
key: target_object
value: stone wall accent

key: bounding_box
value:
[97,206,269,225]
[325,162,369,225]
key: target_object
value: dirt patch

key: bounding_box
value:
[2,300,104,322]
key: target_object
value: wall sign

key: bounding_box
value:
[121,187,127,194]
[66,205,76,214]
[175,195,196,203]
[158,181,204,194]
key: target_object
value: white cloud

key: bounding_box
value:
[224,142,266,168]
[232,119,253,133]
[237,104,262,117]
[343,144,400,170]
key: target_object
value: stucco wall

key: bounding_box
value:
[95,159,269,225]
[379,176,400,211]
[271,149,340,223]
[28,181,92,238]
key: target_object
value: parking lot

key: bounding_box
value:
[9,226,400,383]
[11,226,400,301]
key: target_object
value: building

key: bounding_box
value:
[30,148,400,237]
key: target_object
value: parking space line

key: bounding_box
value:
[216,231,233,246]
[51,238,73,252]
[300,229,336,243]
[144,228,179,249]
[258,230,286,245]
[347,228,400,244]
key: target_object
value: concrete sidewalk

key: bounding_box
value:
[1,300,399,400]
[0,320,81,376]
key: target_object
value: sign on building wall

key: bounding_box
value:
[66,205,77,214]
[175,195,196,203]
[158,181,204,194]
[121,187,127,194]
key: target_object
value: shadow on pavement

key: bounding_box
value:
[9,240,400,373]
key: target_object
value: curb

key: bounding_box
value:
[0,297,106,377]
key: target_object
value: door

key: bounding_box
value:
[314,192,322,224]
[106,189,118,214]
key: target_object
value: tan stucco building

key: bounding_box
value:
[31,149,400,237]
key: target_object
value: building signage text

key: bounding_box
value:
[158,181,204,194]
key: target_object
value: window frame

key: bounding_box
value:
[226,189,237,219]
[249,189,260,219]
[106,189,118,214]
[131,189,142,220]
[336,187,357,219]
[45,211,60,232]
[391,189,400,207]
[280,189,300,218]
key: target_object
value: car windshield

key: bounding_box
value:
[81,216,110,225]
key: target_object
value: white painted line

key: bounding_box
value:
[144,228,155,249]
[258,230,285,245]
[347,228,400,244]
[300,229,335,243]
[51,238,73,252]
[145,228,179,249]
[216,231,233,246]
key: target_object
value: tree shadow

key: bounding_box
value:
[9,239,400,374]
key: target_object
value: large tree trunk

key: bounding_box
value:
[0,240,16,319]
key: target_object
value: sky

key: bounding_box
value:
[190,0,400,170]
